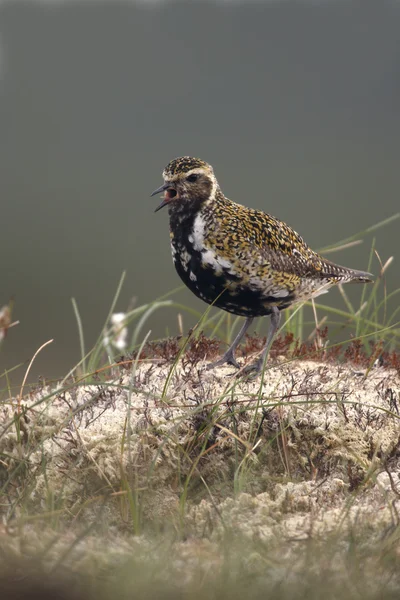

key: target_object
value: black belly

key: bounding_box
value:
[173,248,294,318]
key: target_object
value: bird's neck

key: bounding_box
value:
[168,185,224,231]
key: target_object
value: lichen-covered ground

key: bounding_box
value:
[1,353,400,596]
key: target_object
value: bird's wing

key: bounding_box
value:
[228,208,321,277]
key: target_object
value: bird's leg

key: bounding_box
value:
[242,307,281,377]
[207,317,254,370]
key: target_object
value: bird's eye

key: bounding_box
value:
[186,174,198,183]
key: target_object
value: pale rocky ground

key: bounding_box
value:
[1,356,400,587]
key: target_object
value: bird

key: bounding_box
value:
[151,156,373,375]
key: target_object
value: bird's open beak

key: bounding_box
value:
[151,182,176,213]
[150,183,168,197]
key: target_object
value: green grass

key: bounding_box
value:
[0,215,400,598]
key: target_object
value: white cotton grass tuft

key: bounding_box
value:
[0,303,19,345]
[103,312,128,352]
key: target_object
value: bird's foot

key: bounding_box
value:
[206,349,240,370]
[239,358,264,379]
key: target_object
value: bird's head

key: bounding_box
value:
[151,156,218,213]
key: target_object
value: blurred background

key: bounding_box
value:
[0,0,399,381]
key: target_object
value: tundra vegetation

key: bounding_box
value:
[1,216,400,600]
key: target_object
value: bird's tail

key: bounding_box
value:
[345,269,374,284]
[321,260,373,284]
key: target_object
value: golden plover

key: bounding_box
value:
[151,157,372,375]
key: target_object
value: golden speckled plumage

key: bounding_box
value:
[152,156,372,374]
[163,156,208,179]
